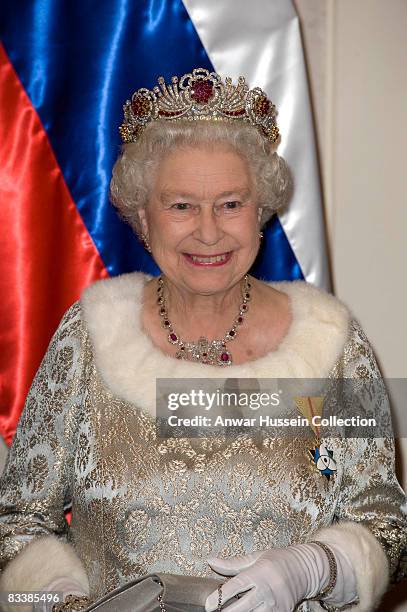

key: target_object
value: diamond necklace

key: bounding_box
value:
[157,274,251,366]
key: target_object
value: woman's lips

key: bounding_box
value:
[182,251,232,266]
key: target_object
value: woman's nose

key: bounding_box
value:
[193,207,223,245]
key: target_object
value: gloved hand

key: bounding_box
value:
[205,542,358,612]
[33,576,89,612]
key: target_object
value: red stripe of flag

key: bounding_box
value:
[0,44,108,445]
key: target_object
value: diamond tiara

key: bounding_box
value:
[119,67,280,144]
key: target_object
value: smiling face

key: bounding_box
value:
[138,145,262,297]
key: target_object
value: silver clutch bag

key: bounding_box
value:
[55,572,238,612]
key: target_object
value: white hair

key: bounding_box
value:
[109,119,292,235]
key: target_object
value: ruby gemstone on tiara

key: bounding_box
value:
[131,94,152,117]
[253,95,271,117]
[191,79,214,104]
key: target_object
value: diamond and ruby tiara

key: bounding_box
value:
[119,67,279,144]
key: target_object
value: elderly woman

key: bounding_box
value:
[0,68,405,612]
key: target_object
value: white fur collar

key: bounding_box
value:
[81,272,350,416]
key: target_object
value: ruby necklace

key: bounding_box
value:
[157,274,251,366]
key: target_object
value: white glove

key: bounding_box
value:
[205,542,358,612]
[33,576,89,612]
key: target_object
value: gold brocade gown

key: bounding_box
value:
[0,272,405,611]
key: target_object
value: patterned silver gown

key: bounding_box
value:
[0,272,405,611]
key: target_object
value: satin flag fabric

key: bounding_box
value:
[0,0,329,446]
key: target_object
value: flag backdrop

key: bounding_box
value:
[0,0,330,446]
